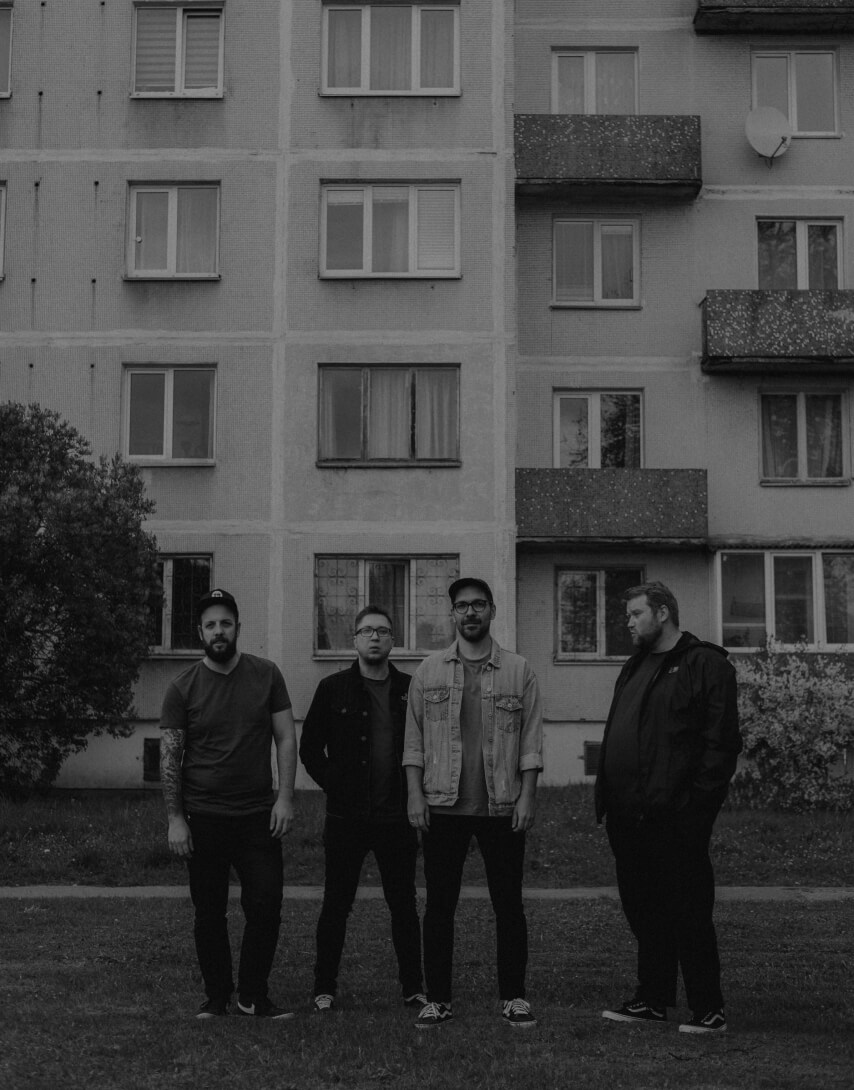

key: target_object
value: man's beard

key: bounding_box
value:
[204,637,237,663]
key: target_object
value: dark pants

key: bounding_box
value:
[421,814,528,1004]
[186,811,283,1004]
[606,810,723,1014]
[314,815,422,997]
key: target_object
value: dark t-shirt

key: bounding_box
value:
[431,651,490,817]
[363,674,402,821]
[159,653,291,817]
[603,652,665,810]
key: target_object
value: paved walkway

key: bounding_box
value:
[1,884,853,901]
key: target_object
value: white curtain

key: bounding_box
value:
[596,53,635,113]
[556,55,585,112]
[134,7,176,92]
[555,221,593,302]
[183,12,221,91]
[372,188,409,273]
[806,395,842,478]
[176,187,218,274]
[134,190,169,272]
[421,9,454,89]
[415,370,457,459]
[371,6,411,90]
[601,225,633,300]
[320,369,363,459]
[367,370,410,458]
[327,8,361,88]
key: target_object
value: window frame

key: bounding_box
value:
[0,184,6,279]
[756,218,843,290]
[555,565,644,662]
[552,216,640,308]
[149,553,213,655]
[758,388,848,485]
[550,48,638,115]
[126,183,221,280]
[131,3,225,99]
[124,364,217,465]
[751,49,839,136]
[0,6,13,98]
[321,3,460,96]
[552,389,643,469]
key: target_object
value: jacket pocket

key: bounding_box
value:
[422,689,452,794]
[424,688,450,722]
[495,695,522,733]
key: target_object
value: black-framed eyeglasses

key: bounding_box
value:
[451,599,490,615]
[354,626,393,638]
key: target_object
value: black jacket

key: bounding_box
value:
[299,659,412,820]
[594,632,742,823]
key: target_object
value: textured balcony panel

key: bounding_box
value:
[515,115,702,198]
[702,290,854,372]
[516,468,708,543]
[694,1,854,33]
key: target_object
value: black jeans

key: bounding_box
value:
[314,815,422,997]
[186,811,283,1004]
[606,810,723,1014]
[421,814,528,1004]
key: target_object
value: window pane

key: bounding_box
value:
[415,369,458,460]
[134,190,170,273]
[367,561,407,643]
[148,559,165,646]
[774,555,814,643]
[761,394,798,478]
[320,369,363,459]
[823,554,854,645]
[172,370,214,459]
[176,187,218,274]
[757,220,797,290]
[420,9,454,89]
[129,372,165,456]
[371,6,411,90]
[596,53,635,114]
[805,394,842,478]
[721,552,766,648]
[807,223,838,290]
[171,558,211,649]
[416,189,456,271]
[558,397,589,468]
[327,8,361,88]
[755,54,789,118]
[367,369,410,458]
[558,571,597,654]
[555,54,585,113]
[414,556,458,650]
[604,569,643,656]
[795,52,834,132]
[183,12,221,91]
[601,225,634,300]
[316,556,359,650]
[326,190,364,270]
[372,187,409,273]
[555,221,593,302]
[600,394,641,468]
[135,7,177,92]
[0,9,11,94]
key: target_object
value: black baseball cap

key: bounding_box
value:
[196,588,239,622]
[448,577,494,604]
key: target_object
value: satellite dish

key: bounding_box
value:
[745,107,793,164]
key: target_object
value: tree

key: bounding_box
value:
[0,403,160,796]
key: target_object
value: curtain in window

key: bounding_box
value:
[758,220,796,290]
[367,561,407,642]
[415,369,457,459]
[326,190,365,271]
[0,9,11,94]
[414,556,458,650]
[134,190,169,273]
[176,187,218,274]
[555,221,593,302]
[183,12,221,91]
[172,370,214,459]
[761,394,798,477]
[773,555,814,643]
[316,557,360,650]
[129,372,165,456]
[320,369,363,459]
[372,188,409,273]
[806,395,842,478]
[371,6,411,90]
[807,224,838,289]
[367,369,410,458]
[823,554,854,645]
[327,7,361,88]
[600,394,641,468]
[558,571,597,654]
[601,225,633,300]
[558,397,589,467]
[134,7,177,92]
[754,54,790,119]
[555,54,585,113]
[795,52,834,132]
[417,189,455,271]
[421,9,454,89]
[720,552,766,648]
[596,53,635,114]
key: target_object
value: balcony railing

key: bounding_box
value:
[514,115,702,199]
[694,1,854,33]
[702,290,854,372]
[516,469,708,545]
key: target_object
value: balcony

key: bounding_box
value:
[516,469,708,546]
[694,1,854,33]
[514,115,702,200]
[702,290,854,373]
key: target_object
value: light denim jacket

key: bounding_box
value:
[403,639,544,817]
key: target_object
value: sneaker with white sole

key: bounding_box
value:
[602,998,666,1024]
[312,993,335,1012]
[415,1001,452,1029]
[679,1008,727,1034]
[403,992,428,1009]
[501,998,537,1028]
[236,996,295,1020]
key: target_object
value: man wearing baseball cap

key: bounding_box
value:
[159,588,298,1020]
[403,577,544,1030]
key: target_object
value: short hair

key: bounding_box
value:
[623,581,680,627]
[354,604,394,632]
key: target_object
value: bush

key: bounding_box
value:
[731,640,854,811]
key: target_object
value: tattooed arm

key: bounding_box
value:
[161,727,193,858]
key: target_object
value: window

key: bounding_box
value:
[720,550,854,649]
[554,391,641,468]
[315,555,458,652]
[753,51,837,135]
[0,185,6,278]
[553,217,639,306]
[552,50,637,114]
[556,567,643,660]
[321,184,460,278]
[322,4,459,95]
[757,220,841,290]
[128,184,220,278]
[149,555,212,652]
[0,7,12,97]
[319,365,459,464]
[125,366,216,462]
[133,5,224,97]
[760,392,845,482]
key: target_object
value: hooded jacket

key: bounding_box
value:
[594,631,742,823]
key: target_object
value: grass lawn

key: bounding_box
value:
[1,786,853,888]
[2,896,852,1090]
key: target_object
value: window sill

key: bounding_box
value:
[790,132,843,140]
[313,650,428,662]
[319,90,461,98]
[124,274,221,282]
[131,459,216,467]
[554,656,630,665]
[148,650,203,660]
[317,459,461,469]
[550,302,641,311]
[131,92,224,100]
[320,272,461,281]
[760,478,851,487]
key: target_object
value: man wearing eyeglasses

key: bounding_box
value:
[403,578,544,1030]
[299,605,425,1014]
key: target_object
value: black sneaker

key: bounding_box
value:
[312,993,335,1012]
[602,998,666,1024]
[679,1009,727,1034]
[195,997,228,1019]
[501,998,537,1028]
[415,1001,453,1029]
[402,992,428,1009]
[236,996,295,1020]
